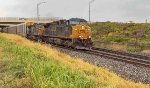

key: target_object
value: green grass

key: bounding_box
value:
[0,37,95,88]
[0,33,149,88]
[89,22,150,52]
[127,47,142,52]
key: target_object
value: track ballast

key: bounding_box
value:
[83,47,150,67]
[52,44,150,68]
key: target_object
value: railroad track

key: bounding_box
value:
[51,44,150,67]
[83,47,150,67]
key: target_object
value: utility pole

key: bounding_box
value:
[37,2,46,24]
[146,19,148,23]
[89,0,95,23]
[89,2,91,23]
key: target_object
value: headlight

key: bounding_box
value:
[82,26,85,29]
[89,36,91,38]
[79,36,82,38]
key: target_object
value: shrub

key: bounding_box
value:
[127,47,142,52]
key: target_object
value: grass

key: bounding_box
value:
[0,33,149,88]
[89,22,150,53]
[94,42,128,51]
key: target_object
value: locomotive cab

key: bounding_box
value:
[68,18,93,47]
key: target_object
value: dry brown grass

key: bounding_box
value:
[107,44,128,51]
[142,50,150,54]
[0,33,35,47]
[0,33,149,88]
[16,77,33,88]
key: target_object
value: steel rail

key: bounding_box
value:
[91,47,150,60]
[51,45,150,67]
[84,47,150,67]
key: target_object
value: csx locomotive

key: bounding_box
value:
[1,18,93,48]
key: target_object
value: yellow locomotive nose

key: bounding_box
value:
[78,26,91,39]
[71,25,91,39]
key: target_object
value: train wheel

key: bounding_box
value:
[37,36,42,43]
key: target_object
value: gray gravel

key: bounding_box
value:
[53,46,150,84]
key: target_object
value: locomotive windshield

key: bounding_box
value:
[69,18,87,26]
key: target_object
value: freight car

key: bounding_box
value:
[27,18,93,48]
[0,23,27,37]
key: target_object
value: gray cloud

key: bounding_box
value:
[0,0,150,22]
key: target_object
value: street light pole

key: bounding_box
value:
[37,2,46,23]
[89,0,95,23]
[89,2,91,23]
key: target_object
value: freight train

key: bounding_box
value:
[0,18,93,48]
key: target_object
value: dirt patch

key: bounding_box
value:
[142,50,150,54]
[107,44,128,51]
[95,43,128,51]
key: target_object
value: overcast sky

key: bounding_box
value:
[0,0,150,22]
